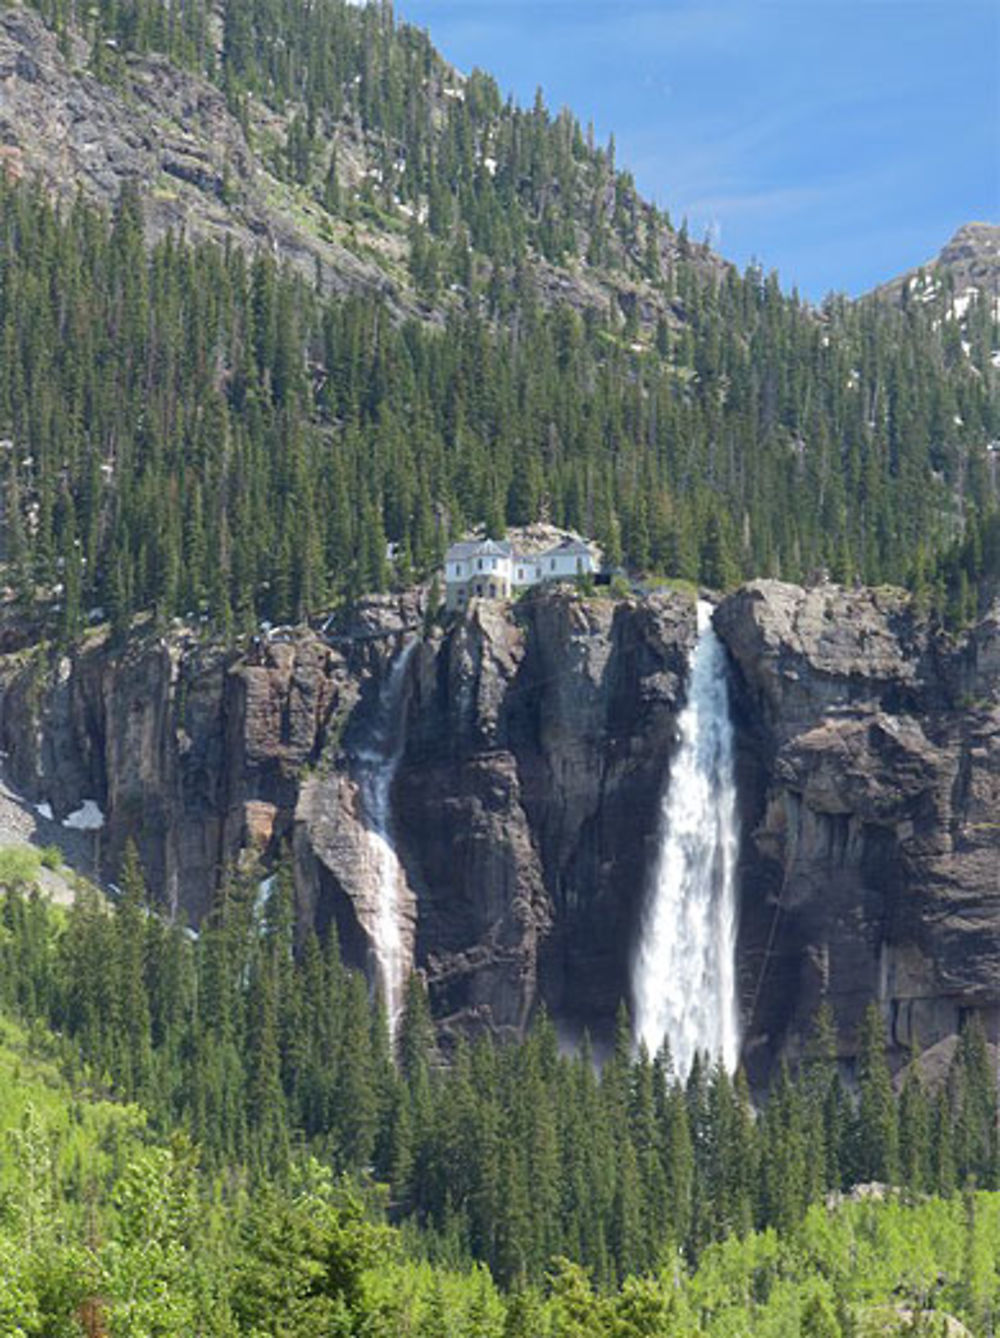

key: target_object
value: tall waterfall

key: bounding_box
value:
[354,639,417,1040]
[632,600,740,1077]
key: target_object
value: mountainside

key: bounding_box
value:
[1,164,998,649]
[0,0,998,645]
[0,7,394,303]
[4,580,1000,1082]
[0,1,715,323]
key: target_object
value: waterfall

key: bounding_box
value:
[353,638,417,1040]
[632,600,740,1078]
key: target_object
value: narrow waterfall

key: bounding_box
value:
[353,638,417,1040]
[632,600,740,1077]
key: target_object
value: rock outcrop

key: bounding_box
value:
[716,580,1000,1080]
[0,6,406,306]
[3,579,1000,1077]
[874,221,1000,306]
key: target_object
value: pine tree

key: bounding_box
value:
[856,1004,899,1185]
[899,1059,930,1193]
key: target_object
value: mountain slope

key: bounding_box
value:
[0,5,415,311]
[1,0,721,328]
[0,0,997,643]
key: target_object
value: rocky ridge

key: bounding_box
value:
[875,221,1000,308]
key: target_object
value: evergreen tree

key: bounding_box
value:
[855,1004,899,1185]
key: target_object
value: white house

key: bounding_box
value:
[444,536,596,610]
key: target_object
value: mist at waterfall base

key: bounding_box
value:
[632,600,740,1079]
[352,640,417,1041]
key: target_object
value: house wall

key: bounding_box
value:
[444,571,513,610]
[540,551,594,578]
[512,560,543,588]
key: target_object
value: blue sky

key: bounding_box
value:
[392,0,1000,301]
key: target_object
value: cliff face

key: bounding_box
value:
[717,581,1000,1078]
[295,591,695,1045]
[3,581,1000,1074]
[0,590,695,1047]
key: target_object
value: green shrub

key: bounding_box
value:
[0,847,41,891]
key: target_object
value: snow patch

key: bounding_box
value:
[63,799,104,831]
[951,286,978,321]
[36,802,53,821]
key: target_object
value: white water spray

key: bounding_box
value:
[632,600,740,1077]
[354,639,417,1040]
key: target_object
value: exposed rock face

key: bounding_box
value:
[4,579,1000,1076]
[875,221,1000,305]
[0,589,694,1045]
[715,580,1000,1081]
[399,593,694,1042]
[0,6,405,306]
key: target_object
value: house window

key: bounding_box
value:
[550,558,556,571]
[489,583,496,598]
[477,559,483,571]
[576,557,583,573]
[517,568,523,580]
[475,583,483,596]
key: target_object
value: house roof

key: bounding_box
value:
[540,538,593,557]
[445,539,514,560]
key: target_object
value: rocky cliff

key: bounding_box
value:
[0,589,695,1049]
[2,581,1000,1076]
[719,580,1000,1080]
